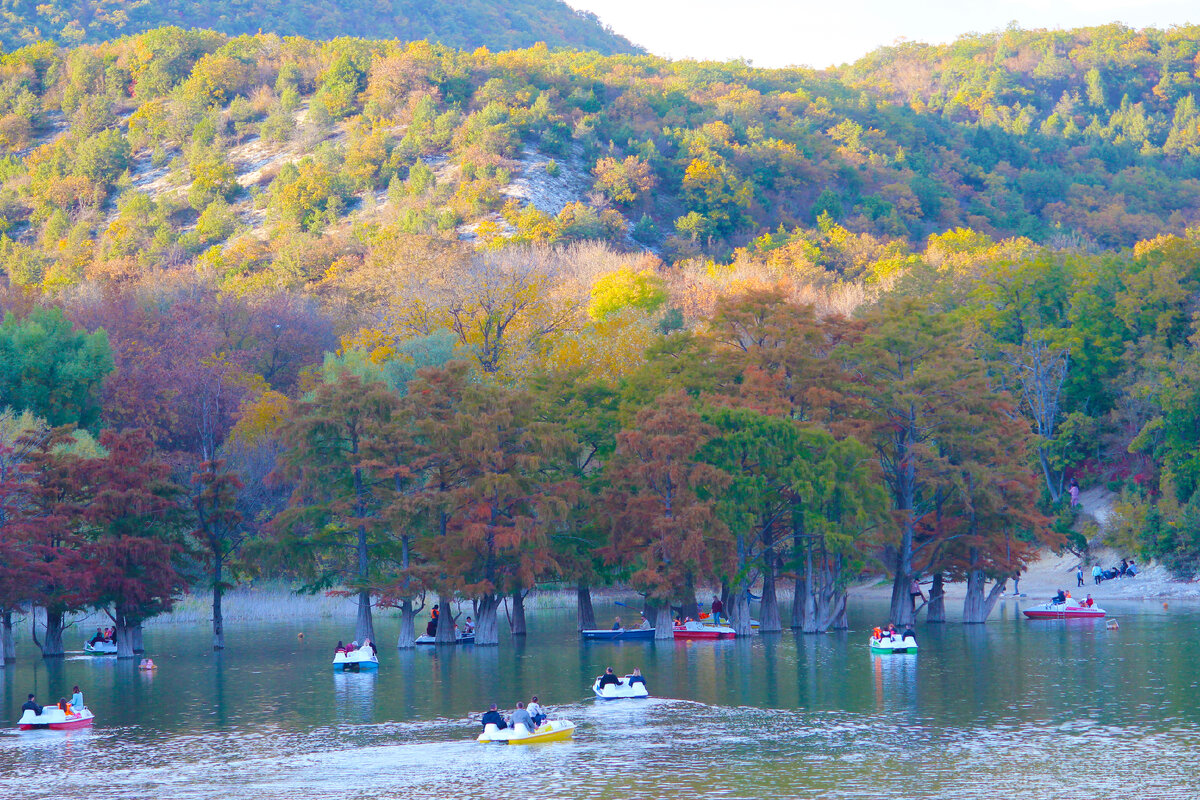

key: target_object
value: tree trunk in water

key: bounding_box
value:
[510,590,526,637]
[791,576,807,629]
[130,621,145,654]
[475,594,500,646]
[759,557,781,633]
[1,609,14,662]
[397,599,416,649]
[435,593,457,643]
[652,602,674,640]
[212,576,225,650]
[41,610,65,658]
[963,569,1008,624]
[355,590,374,644]
[729,589,753,637]
[576,585,595,631]
[114,611,135,659]
[889,560,914,627]
[926,572,946,623]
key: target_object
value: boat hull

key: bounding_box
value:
[1023,609,1105,619]
[478,720,575,745]
[592,678,650,699]
[869,635,918,654]
[581,628,655,641]
[673,623,735,639]
[414,634,474,645]
[83,642,117,655]
[18,709,95,730]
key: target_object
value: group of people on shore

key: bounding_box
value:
[21,686,85,717]
[481,696,550,731]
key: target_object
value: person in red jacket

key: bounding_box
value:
[711,596,724,626]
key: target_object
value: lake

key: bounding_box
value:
[0,596,1196,799]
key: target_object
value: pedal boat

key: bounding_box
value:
[83,640,117,655]
[332,645,379,671]
[673,620,735,639]
[477,720,575,745]
[1023,599,1106,619]
[581,628,655,641]
[592,676,650,699]
[414,632,475,645]
[699,613,758,629]
[18,707,95,731]
[869,635,918,654]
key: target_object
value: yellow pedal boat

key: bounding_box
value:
[477,720,575,745]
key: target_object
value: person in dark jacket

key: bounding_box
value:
[21,694,42,716]
[598,667,621,689]
[481,703,507,730]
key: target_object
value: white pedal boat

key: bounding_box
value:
[592,676,650,699]
[477,720,575,745]
[869,635,918,654]
[84,641,117,655]
[1023,599,1106,619]
[332,645,379,671]
[414,632,475,645]
[18,707,95,730]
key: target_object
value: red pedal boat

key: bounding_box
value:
[673,620,736,639]
[18,707,95,730]
[1023,599,1106,619]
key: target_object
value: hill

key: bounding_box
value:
[0,0,642,54]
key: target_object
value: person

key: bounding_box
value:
[627,667,647,689]
[1120,559,1129,576]
[425,617,437,637]
[1069,477,1080,508]
[902,625,916,642]
[139,657,156,670]
[909,577,926,613]
[431,604,439,623]
[335,640,346,654]
[509,701,535,732]
[21,694,42,716]
[464,616,475,635]
[481,703,507,731]
[639,614,651,630]
[1093,563,1103,585]
[527,696,547,727]
[1076,565,1084,587]
[1085,594,1095,608]
[71,686,84,711]
[598,667,621,689]
[1127,561,1138,576]
[1053,589,1066,604]
[711,596,724,626]
[872,626,883,640]
[886,623,898,641]
[57,697,73,715]
[611,616,623,631]
[365,638,377,656]
[88,627,105,646]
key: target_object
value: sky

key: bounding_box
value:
[564,0,1199,68]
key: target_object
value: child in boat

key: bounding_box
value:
[57,698,73,716]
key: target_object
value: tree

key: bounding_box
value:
[191,460,247,650]
[0,307,113,428]
[603,392,730,639]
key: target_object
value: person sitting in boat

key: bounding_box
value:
[598,667,621,690]
[527,696,547,726]
[21,694,42,717]
[1053,589,1066,605]
[335,640,347,654]
[902,625,916,642]
[139,657,156,670]
[57,698,74,716]
[425,617,438,637]
[481,703,507,731]
[464,617,475,635]
[71,686,84,711]
[872,626,883,641]
[639,614,651,630]
[1085,594,1095,607]
[611,616,623,631]
[364,638,377,656]
[88,627,106,646]
[509,701,536,731]
[627,667,647,688]
[886,623,898,641]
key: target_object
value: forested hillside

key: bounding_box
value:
[8,24,1200,652]
[0,0,641,54]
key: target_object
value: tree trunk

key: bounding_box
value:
[1,609,14,663]
[759,558,781,633]
[130,621,145,654]
[889,432,918,627]
[963,568,1008,624]
[212,569,225,651]
[652,602,674,640]
[576,584,595,631]
[791,575,807,629]
[510,589,527,637]
[680,574,699,621]
[114,611,135,659]
[475,594,500,646]
[729,588,753,637]
[435,593,457,643]
[926,572,946,623]
[801,547,819,634]
[355,590,374,644]
[41,610,65,658]
[397,599,416,649]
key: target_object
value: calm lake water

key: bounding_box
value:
[0,597,1196,799]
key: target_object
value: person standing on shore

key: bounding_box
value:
[710,596,724,626]
[1092,564,1103,585]
[1077,565,1084,587]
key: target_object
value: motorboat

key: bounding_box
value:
[415,632,474,645]
[18,707,95,731]
[869,634,918,654]
[581,628,655,641]
[1023,598,1106,619]
[673,620,735,639]
[83,640,116,655]
[477,720,575,745]
[332,644,379,671]
[592,676,650,699]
